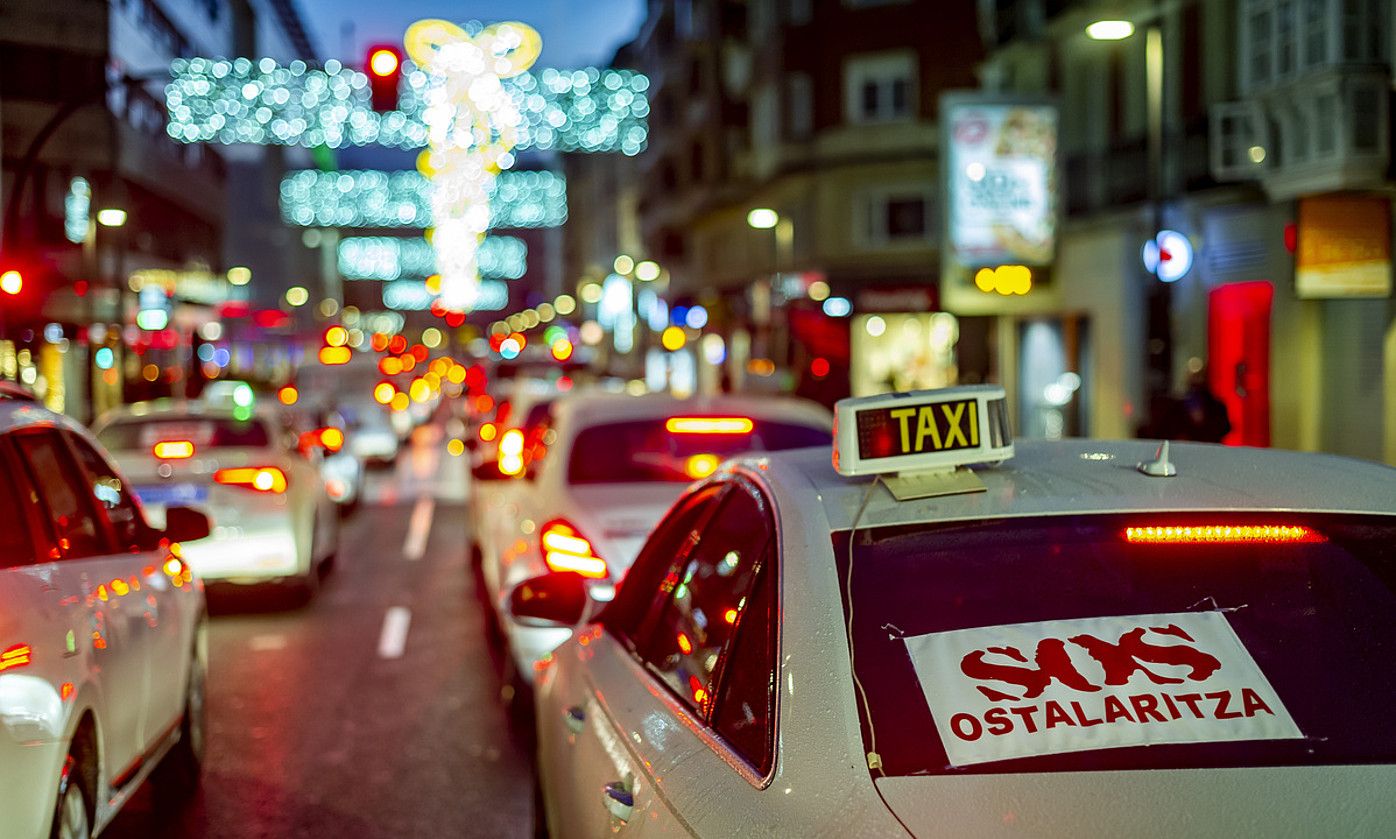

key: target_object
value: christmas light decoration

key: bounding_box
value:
[280,169,566,229]
[338,236,527,281]
[164,55,649,155]
[167,17,648,313]
[382,279,508,311]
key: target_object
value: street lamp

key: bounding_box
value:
[1086,20,1134,40]
[96,208,128,227]
[746,208,779,230]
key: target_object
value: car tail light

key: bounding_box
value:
[317,427,345,452]
[498,428,525,476]
[1124,524,1325,544]
[541,520,608,579]
[0,643,32,673]
[153,440,195,459]
[214,466,288,494]
[684,453,720,479]
[665,416,754,434]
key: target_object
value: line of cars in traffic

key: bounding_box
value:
[470,380,1396,837]
[0,376,404,838]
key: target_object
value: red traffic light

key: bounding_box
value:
[366,45,402,112]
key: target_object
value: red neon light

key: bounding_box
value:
[0,643,33,672]
[541,520,608,579]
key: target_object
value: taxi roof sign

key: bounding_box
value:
[833,385,1013,477]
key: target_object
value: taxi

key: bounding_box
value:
[511,385,1396,837]
[0,384,210,839]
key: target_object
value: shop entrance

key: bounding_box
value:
[1207,281,1273,447]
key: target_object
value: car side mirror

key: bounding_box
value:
[164,506,211,543]
[509,572,590,628]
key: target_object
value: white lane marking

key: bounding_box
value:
[249,634,286,651]
[377,607,412,659]
[403,495,436,561]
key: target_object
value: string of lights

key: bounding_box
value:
[383,279,509,311]
[338,236,527,281]
[278,169,567,229]
[165,56,650,155]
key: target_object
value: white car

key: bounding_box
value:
[93,400,339,600]
[0,385,210,839]
[513,385,1396,837]
[477,392,832,684]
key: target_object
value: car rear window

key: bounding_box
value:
[97,417,272,451]
[567,418,830,484]
[836,512,1396,776]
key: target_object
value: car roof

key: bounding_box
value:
[92,399,280,431]
[0,396,90,436]
[555,391,833,431]
[747,438,1396,531]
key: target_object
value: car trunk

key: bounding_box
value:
[563,482,686,579]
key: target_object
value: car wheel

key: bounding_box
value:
[152,627,206,800]
[51,754,91,839]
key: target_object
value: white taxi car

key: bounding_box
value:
[93,400,339,600]
[0,385,210,839]
[512,385,1396,837]
[479,392,832,687]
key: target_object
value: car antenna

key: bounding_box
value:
[1137,440,1178,478]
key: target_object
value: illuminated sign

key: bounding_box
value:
[834,385,1013,477]
[943,95,1058,267]
[1295,195,1392,298]
[1141,230,1193,283]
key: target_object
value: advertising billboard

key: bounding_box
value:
[1295,195,1392,298]
[943,94,1058,267]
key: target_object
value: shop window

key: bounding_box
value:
[844,52,916,124]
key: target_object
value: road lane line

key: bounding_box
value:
[403,495,436,560]
[377,607,412,659]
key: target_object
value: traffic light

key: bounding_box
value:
[366,45,402,113]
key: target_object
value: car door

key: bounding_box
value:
[10,427,153,780]
[65,429,192,739]
[539,479,779,837]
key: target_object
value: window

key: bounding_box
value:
[567,419,831,484]
[837,512,1396,777]
[635,486,774,718]
[68,433,150,552]
[0,446,35,567]
[606,486,727,641]
[845,53,916,124]
[753,82,780,148]
[14,432,108,559]
[787,73,813,140]
[712,556,777,774]
[96,417,271,451]
[859,188,934,247]
[788,0,813,25]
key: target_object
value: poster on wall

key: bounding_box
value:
[942,94,1058,268]
[1295,195,1392,298]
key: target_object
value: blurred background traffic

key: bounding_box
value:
[0,0,1391,464]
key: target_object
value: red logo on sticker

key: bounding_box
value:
[960,623,1224,702]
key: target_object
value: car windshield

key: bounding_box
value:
[568,418,830,484]
[98,417,272,451]
[836,512,1396,777]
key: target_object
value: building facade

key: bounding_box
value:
[612,0,981,404]
[0,0,320,418]
[977,0,1395,462]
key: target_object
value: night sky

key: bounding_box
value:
[297,0,646,70]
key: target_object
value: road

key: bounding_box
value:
[106,424,536,838]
